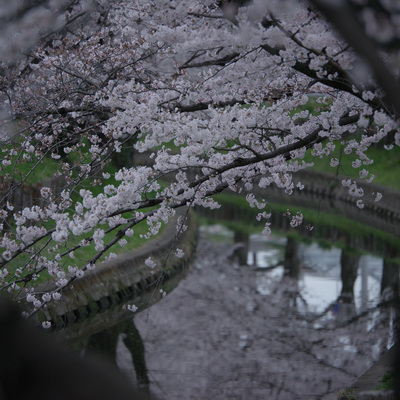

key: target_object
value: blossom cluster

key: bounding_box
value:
[0,0,398,311]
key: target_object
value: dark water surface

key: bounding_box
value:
[79,226,397,400]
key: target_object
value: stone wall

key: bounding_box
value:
[35,208,198,330]
[260,170,400,238]
[0,175,63,208]
[0,177,41,215]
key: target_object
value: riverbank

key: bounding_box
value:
[343,343,399,399]
[33,208,198,333]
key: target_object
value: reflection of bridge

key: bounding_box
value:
[248,234,384,312]
[196,175,400,316]
[197,171,400,261]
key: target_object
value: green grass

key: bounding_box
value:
[336,388,359,400]
[2,154,60,184]
[6,214,165,288]
[303,141,400,191]
[3,149,165,288]
[376,370,395,391]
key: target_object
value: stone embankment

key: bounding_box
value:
[266,170,400,237]
[35,208,197,332]
[0,175,66,212]
[346,343,398,399]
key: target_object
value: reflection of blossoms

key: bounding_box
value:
[175,248,184,258]
[52,292,62,301]
[123,304,138,312]
[134,236,393,399]
[145,257,157,269]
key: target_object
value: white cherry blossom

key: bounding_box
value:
[0,0,398,311]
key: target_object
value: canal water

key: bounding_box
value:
[248,233,383,314]
[72,218,399,400]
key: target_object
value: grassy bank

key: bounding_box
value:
[303,142,400,191]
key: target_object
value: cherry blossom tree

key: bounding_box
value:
[0,0,399,316]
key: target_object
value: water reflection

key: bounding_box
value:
[77,318,151,397]
[78,224,399,400]
[249,234,385,315]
